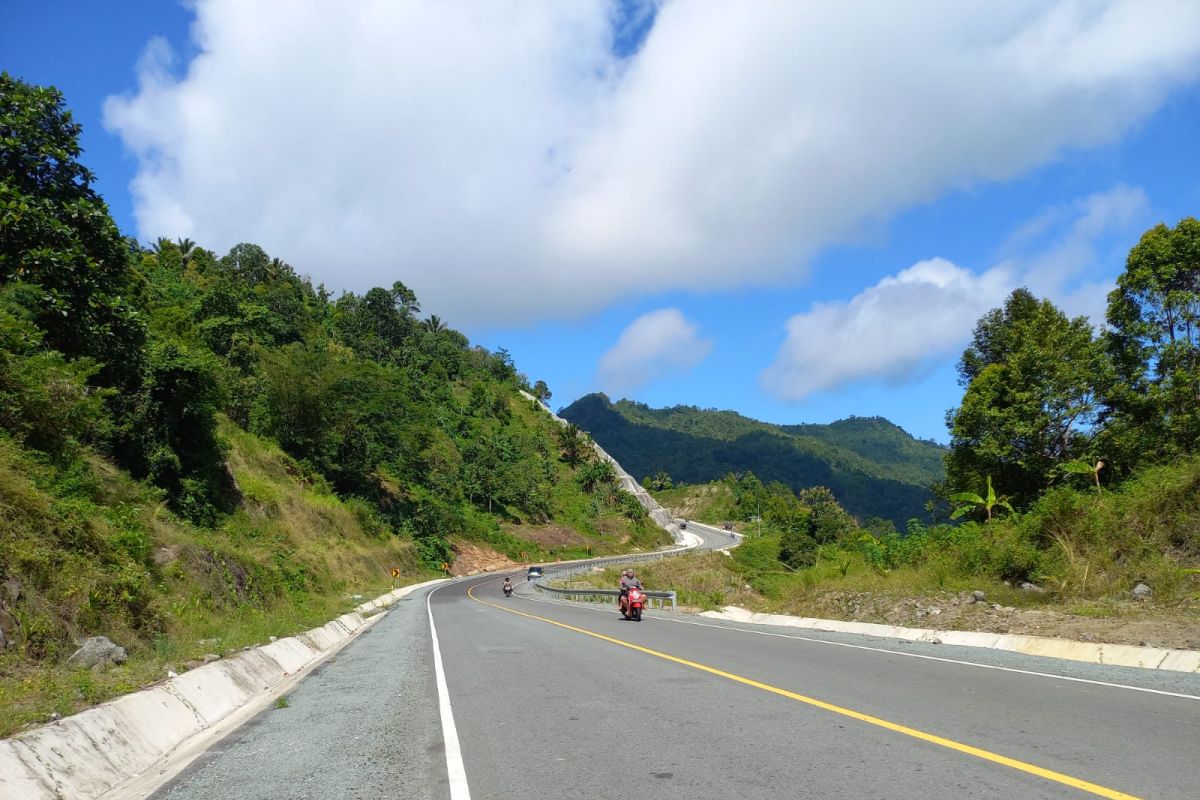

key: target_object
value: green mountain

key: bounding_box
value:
[559,394,947,526]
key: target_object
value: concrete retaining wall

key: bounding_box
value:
[701,606,1200,673]
[0,579,447,800]
[520,391,681,542]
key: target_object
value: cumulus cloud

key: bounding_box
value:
[763,260,1013,400]
[597,308,711,394]
[104,1,1200,325]
[762,185,1150,399]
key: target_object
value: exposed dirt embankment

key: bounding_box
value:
[449,541,522,577]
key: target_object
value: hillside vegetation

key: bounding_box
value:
[0,74,666,733]
[560,393,945,525]
[613,214,1200,638]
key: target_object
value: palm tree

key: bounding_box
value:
[424,314,447,333]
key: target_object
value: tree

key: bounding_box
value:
[0,73,146,393]
[945,289,1104,506]
[532,379,552,404]
[556,422,589,467]
[797,486,856,544]
[1104,217,1200,462]
[576,459,616,494]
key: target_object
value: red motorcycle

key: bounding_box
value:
[622,586,646,621]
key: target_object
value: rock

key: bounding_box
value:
[1132,582,1152,600]
[2,576,21,604]
[48,712,60,722]
[1080,633,1095,642]
[67,636,127,668]
[929,637,943,645]
[269,636,278,642]
[202,653,221,663]
[927,606,942,616]
[971,590,986,603]
[1020,582,1046,594]
[167,670,179,678]
[990,603,1002,611]
[184,660,202,670]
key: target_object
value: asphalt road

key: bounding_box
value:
[151,530,1200,800]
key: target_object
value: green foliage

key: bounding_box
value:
[0,293,109,456]
[949,476,1015,522]
[945,289,1103,506]
[0,74,146,395]
[1104,217,1200,466]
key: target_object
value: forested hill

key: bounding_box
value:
[559,394,946,526]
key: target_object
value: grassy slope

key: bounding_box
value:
[0,423,436,736]
[0,396,669,736]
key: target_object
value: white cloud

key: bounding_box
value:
[763,259,1013,400]
[762,185,1150,399]
[104,1,1200,325]
[597,308,710,394]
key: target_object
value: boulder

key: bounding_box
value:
[1132,582,1152,600]
[68,636,127,668]
[202,653,221,663]
[971,590,986,603]
[0,609,16,649]
[1020,582,1046,594]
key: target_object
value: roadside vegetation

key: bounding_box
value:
[0,74,666,734]
[617,213,1200,637]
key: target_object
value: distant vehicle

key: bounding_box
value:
[526,565,544,579]
[679,520,687,530]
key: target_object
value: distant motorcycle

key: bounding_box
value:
[502,582,513,597]
[622,586,645,621]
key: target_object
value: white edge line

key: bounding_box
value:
[427,585,472,800]
[512,579,1200,702]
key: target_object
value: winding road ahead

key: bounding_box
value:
[151,527,1200,800]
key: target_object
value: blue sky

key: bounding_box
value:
[5,1,1200,443]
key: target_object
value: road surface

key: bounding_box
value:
[151,532,1200,800]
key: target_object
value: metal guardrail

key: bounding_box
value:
[532,581,677,611]
[527,520,740,612]
[529,544,696,611]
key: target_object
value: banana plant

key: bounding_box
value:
[1059,458,1105,493]
[949,475,1014,522]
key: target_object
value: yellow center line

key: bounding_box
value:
[466,582,1140,800]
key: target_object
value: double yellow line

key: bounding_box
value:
[467,582,1140,799]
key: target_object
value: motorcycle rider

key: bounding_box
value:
[618,568,642,614]
[502,577,513,596]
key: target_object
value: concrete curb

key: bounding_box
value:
[0,578,448,800]
[699,606,1200,673]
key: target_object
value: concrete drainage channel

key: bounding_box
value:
[0,578,448,800]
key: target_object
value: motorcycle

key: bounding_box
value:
[502,582,513,597]
[622,586,645,621]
